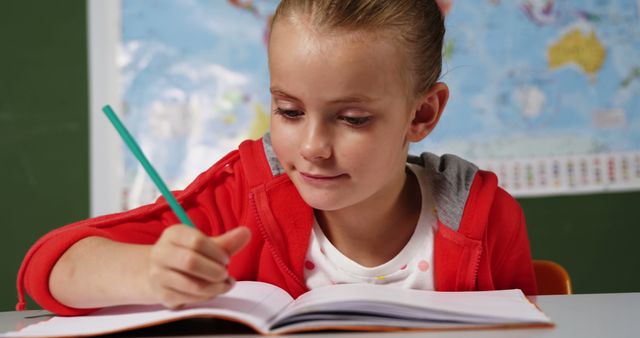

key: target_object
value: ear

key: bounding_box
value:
[406,82,449,143]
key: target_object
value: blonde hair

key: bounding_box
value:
[271,0,445,96]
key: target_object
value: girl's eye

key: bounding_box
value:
[340,115,371,127]
[274,108,304,119]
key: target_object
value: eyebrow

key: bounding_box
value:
[270,88,302,103]
[270,87,376,104]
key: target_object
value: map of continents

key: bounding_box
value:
[121,0,276,206]
[422,0,640,161]
[121,0,640,205]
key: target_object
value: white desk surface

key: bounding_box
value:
[1,292,638,338]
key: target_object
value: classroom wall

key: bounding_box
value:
[1,0,89,311]
[0,1,638,312]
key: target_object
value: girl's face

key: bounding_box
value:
[268,19,419,211]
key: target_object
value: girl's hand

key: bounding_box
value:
[146,225,251,308]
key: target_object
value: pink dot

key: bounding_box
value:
[305,260,315,270]
[320,248,326,255]
[418,260,430,272]
[400,264,407,270]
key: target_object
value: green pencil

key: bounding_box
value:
[102,105,195,228]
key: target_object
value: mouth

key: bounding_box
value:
[299,171,348,184]
[300,172,344,179]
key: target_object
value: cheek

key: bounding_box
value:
[337,131,401,173]
[344,128,407,176]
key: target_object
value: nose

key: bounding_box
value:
[300,119,332,161]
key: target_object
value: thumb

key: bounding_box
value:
[212,226,251,257]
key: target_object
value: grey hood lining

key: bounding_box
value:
[262,133,286,176]
[407,154,478,231]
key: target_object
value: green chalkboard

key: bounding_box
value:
[520,192,640,294]
[0,0,89,311]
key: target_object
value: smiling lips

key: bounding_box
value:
[300,171,347,184]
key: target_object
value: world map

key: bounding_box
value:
[427,0,639,161]
[120,0,640,206]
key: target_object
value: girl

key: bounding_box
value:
[17,0,536,315]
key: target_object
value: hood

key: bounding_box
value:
[408,152,498,240]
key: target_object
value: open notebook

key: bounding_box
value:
[2,281,553,337]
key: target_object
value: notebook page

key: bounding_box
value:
[2,281,293,338]
[276,284,551,325]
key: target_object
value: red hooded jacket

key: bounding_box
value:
[16,135,537,315]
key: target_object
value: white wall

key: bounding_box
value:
[88,0,123,216]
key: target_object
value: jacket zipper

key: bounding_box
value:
[469,245,482,290]
[248,192,307,295]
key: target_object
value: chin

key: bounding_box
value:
[297,189,351,211]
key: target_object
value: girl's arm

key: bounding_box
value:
[19,151,248,315]
[49,236,154,308]
[49,225,250,309]
[488,189,538,295]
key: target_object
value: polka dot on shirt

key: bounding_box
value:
[305,260,316,270]
[418,260,430,272]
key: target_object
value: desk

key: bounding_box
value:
[1,293,638,338]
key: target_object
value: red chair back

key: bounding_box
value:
[533,260,572,295]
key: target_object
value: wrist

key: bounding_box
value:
[129,245,156,305]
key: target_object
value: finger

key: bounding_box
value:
[157,246,229,283]
[166,225,230,265]
[157,269,232,299]
[212,226,252,257]
[158,287,209,309]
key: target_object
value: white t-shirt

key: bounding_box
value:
[304,163,437,290]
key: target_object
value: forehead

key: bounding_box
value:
[268,19,411,103]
